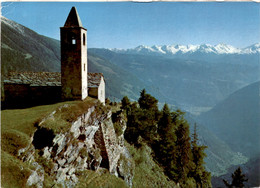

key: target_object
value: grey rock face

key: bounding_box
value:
[26,162,44,188]
[20,104,134,187]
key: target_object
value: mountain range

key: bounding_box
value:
[89,47,259,112]
[1,16,259,185]
[112,43,260,56]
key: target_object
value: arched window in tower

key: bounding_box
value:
[72,38,76,45]
[83,33,86,46]
[71,34,76,45]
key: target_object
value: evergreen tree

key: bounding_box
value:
[191,123,199,147]
[138,89,158,111]
[124,102,142,144]
[156,104,177,179]
[223,167,248,188]
[175,121,192,184]
[121,92,211,186]
[158,104,172,136]
[191,123,211,188]
[121,96,131,115]
[137,89,159,143]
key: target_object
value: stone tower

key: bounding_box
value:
[60,7,88,100]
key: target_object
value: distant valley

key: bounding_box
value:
[198,81,260,158]
[89,46,259,113]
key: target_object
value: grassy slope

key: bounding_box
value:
[1,99,175,188]
[1,100,81,188]
[1,17,60,76]
[126,143,176,188]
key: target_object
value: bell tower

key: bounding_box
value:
[60,7,88,100]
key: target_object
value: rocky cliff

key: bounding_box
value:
[18,101,134,188]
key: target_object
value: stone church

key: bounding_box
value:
[3,7,105,108]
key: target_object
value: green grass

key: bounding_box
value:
[125,143,176,188]
[2,101,80,136]
[1,100,82,156]
[1,151,32,188]
[76,169,128,188]
[1,98,98,187]
[36,97,97,134]
[1,97,130,187]
[1,97,176,188]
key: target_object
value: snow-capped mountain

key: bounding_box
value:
[111,43,260,55]
[1,16,26,35]
[243,43,260,54]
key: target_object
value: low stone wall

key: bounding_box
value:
[88,87,98,99]
[3,83,61,109]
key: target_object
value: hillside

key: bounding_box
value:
[89,48,259,112]
[198,81,260,158]
[1,16,60,75]
[88,52,177,103]
[185,114,247,176]
[1,16,171,104]
[1,98,177,187]
[211,156,260,187]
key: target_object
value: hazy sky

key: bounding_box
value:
[1,2,259,49]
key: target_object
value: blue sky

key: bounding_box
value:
[2,2,259,49]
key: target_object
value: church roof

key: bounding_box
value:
[63,6,83,28]
[88,73,104,88]
[3,72,61,86]
[4,72,104,88]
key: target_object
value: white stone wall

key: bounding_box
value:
[98,77,105,104]
[81,29,88,100]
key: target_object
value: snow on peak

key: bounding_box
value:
[1,16,25,35]
[111,43,260,55]
[213,44,241,54]
[243,43,260,54]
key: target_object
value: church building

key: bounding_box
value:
[3,7,106,108]
[60,7,88,101]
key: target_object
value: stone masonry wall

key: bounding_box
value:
[3,83,61,109]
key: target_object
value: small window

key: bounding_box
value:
[72,38,76,45]
[83,34,86,46]
[84,64,85,71]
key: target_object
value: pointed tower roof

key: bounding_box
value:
[64,7,83,27]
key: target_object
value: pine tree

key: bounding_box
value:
[137,89,159,143]
[121,96,131,115]
[138,89,158,111]
[157,104,177,178]
[191,123,199,147]
[191,123,211,188]
[175,121,192,184]
[158,104,172,136]
[124,102,142,144]
[223,167,248,188]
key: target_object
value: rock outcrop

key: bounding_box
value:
[19,102,134,187]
